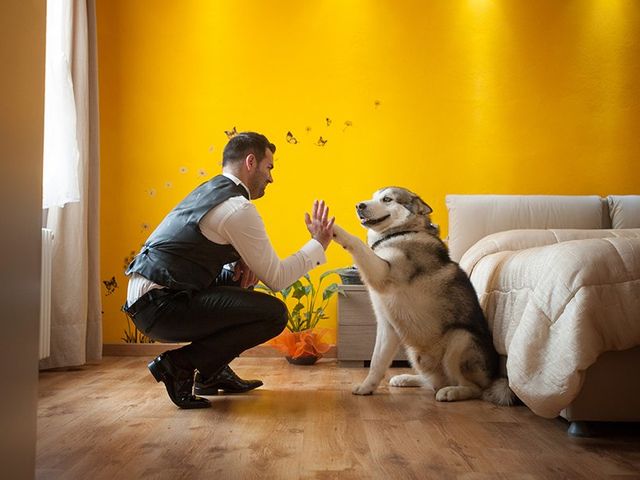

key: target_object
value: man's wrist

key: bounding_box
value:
[312,235,328,250]
[304,238,327,266]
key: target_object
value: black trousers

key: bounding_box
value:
[124,271,288,376]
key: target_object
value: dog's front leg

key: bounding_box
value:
[333,225,390,292]
[353,317,400,395]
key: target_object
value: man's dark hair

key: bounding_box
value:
[222,132,276,166]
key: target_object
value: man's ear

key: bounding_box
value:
[244,153,257,171]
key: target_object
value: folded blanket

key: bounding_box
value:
[459,229,640,418]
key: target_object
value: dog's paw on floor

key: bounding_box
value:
[435,385,481,402]
[352,383,375,395]
[389,374,423,387]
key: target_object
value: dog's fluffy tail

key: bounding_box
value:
[482,377,518,406]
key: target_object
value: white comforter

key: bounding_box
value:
[459,229,640,418]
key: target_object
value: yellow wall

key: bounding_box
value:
[97,0,640,344]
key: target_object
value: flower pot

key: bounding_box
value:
[285,354,319,365]
[269,328,332,364]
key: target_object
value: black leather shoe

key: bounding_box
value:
[194,365,263,395]
[148,353,211,409]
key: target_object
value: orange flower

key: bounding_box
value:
[268,328,333,359]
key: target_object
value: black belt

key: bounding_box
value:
[122,288,176,318]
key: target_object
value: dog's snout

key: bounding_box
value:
[357,203,367,211]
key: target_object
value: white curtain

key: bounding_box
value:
[40,0,102,369]
[43,0,80,209]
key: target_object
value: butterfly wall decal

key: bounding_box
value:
[316,136,328,147]
[103,276,118,296]
[225,127,238,139]
[286,131,298,144]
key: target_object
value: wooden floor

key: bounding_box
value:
[37,357,640,479]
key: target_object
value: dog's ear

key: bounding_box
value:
[411,195,433,216]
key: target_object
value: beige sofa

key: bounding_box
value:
[445,194,640,436]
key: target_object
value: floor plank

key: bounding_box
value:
[36,357,640,479]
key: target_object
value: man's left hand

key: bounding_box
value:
[305,199,335,250]
[232,259,258,289]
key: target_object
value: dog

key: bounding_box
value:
[332,187,515,405]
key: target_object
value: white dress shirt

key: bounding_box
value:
[126,173,326,306]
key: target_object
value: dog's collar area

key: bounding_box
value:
[371,230,420,249]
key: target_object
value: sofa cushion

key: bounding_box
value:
[445,195,607,262]
[608,195,640,228]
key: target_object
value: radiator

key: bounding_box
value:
[40,228,54,359]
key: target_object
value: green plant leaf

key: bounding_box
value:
[303,273,316,297]
[291,303,305,316]
[280,285,293,299]
[272,270,346,332]
[291,280,306,299]
[254,284,274,295]
[322,283,342,301]
[320,268,342,281]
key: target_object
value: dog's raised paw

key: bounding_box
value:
[331,225,350,247]
[352,383,374,395]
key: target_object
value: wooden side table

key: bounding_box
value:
[337,284,408,367]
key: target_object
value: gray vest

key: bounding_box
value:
[125,175,249,291]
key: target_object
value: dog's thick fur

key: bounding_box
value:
[333,187,515,405]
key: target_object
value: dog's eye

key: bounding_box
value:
[382,196,392,203]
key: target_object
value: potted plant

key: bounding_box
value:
[255,270,343,365]
[121,313,156,343]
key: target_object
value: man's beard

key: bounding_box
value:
[253,185,266,199]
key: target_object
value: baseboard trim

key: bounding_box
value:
[103,343,337,358]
